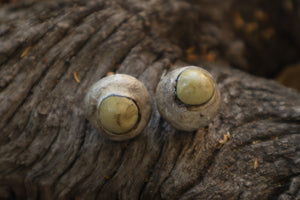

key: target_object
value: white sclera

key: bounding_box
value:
[156,66,220,131]
[84,74,152,141]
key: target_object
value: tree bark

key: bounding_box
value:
[0,0,299,199]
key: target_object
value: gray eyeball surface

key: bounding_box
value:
[156,66,221,131]
[84,74,152,141]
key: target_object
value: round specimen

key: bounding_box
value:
[99,96,139,134]
[156,66,221,131]
[176,68,215,105]
[84,74,152,141]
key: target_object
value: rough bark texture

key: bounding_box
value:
[0,0,299,199]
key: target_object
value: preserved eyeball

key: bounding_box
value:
[156,66,220,131]
[84,74,152,141]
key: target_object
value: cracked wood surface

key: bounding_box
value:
[0,0,299,199]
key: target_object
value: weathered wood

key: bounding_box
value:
[0,0,299,199]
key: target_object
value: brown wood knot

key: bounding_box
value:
[37,100,52,115]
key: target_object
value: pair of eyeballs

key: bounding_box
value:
[84,66,220,141]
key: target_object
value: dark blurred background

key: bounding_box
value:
[1,0,299,91]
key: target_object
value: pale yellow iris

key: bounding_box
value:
[99,96,139,134]
[176,69,214,105]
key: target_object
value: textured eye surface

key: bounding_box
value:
[156,66,220,131]
[84,74,152,141]
[176,68,215,105]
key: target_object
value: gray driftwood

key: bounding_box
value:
[0,0,299,199]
